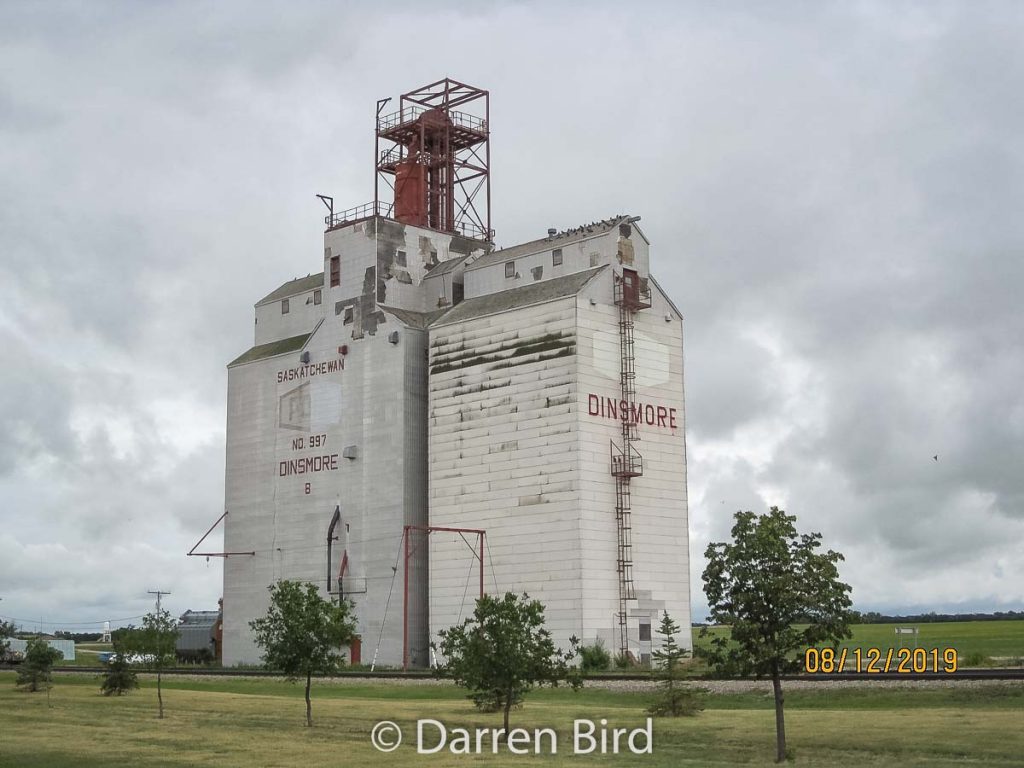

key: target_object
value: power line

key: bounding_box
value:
[0,614,145,627]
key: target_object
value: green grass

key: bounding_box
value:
[695,621,1024,662]
[61,644,113,667]
[1,672,1022,766]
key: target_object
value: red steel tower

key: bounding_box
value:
[374,78,492,242]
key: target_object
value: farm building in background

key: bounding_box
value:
[2,636,75,662]
[209,78,691,668]
[175,606,222,663]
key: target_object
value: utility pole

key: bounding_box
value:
[147,590,171,614]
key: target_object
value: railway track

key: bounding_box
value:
[39,666,1024,681]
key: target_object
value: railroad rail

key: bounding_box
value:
[27,666,1024,682]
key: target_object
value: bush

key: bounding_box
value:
[100,652,139,696]
[614,652,634,670]
[580,640,611,673]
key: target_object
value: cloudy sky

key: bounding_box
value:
[1,1,1022,631]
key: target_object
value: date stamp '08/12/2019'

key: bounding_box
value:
[804,647,959,674]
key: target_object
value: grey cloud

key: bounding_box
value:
[0,330,77,475]
[2,1,1023,627]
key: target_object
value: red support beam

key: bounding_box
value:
[402,524,486,671]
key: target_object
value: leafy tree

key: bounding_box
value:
[249,580,357,727]
[122,610,178,718]
[0,619,16,658]
[16,637,62,692]
[435,592,581,735]
[100,639,139,696]
[647,611,702,717]
[702,507,854,763]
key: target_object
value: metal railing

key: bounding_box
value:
[326,201,393,228]
[450,219,494,241]
[610,440,643,478]
[377,105,488,134]
[613,278,652,310]
[326,200,491,241]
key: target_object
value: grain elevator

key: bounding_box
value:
[213,79,691,668]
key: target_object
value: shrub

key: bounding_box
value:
[614,652,634,670]
[100,651,139,696]
[580,640,611,673]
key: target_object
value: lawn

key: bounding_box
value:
[694,621,1024,662]
[1,672,1022,766]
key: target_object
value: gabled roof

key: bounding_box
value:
[464,215,633,273]
[256,273,324,306]
[424,256,469,278]
[227,332,312,368]
[431,265,607,327]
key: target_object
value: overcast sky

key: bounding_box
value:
[1,1,1022,632]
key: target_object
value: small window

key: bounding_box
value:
[590,252,601,267]
[343,307,354,324]
[330,255,341,287]
[313,289,322,305]
[396,250,407,267]
[281,298,290,314]
[505,261,515,278]
[552,248,563,266]
[639,623,651,642]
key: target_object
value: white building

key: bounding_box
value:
[219,80,690,667]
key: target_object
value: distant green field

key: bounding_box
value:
[2,672,1023,766]
[62,643,114,667]
[694,621,1024,662]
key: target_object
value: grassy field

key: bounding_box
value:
[2,672,1022,766]
[694,621,1024,662]
[61,642,114,667]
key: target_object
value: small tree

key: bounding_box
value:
[249,580,357,727]
[0,619,16,657]
[702,507,854,763]
[100,639,139,696]
[16,637,62,692]
[648,611,702,717]
[435,592,581,735]
[122,610,178,718]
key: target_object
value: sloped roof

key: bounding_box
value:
[227,332,312,368]
[464,216,632,273]
[424,256,469,278]
[431,265,607,327]
[178,611,220,626]
[380,306,449,329]
[256,273,324,306]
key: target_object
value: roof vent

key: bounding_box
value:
[547,228,557,238]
